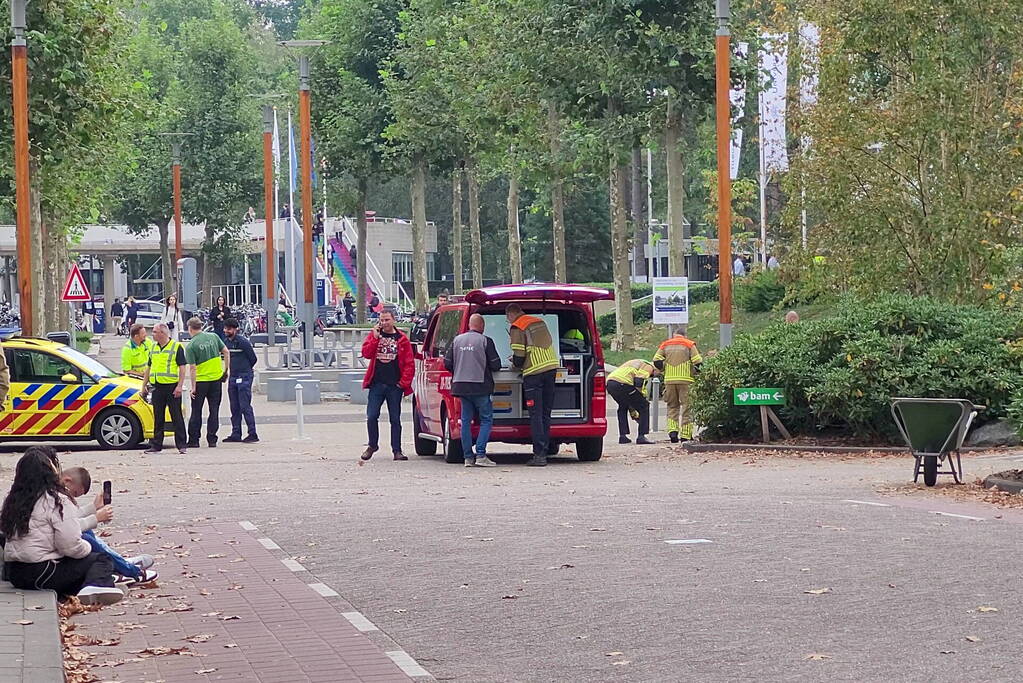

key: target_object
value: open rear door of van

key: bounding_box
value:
[464,284,614,305]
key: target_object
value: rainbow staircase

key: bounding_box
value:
[327,237,375,305]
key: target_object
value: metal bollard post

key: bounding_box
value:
[294,382,309,440]
[651,378,660,432]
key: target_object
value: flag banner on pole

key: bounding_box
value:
[272,107,281,176]
[288,114,298,195]
[799,22,820,152]
[729,42,749,180]
[758,33,789,173]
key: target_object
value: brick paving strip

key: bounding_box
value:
[68,522,426,682]
[0,583,63,681]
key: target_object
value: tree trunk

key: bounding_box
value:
[158,218,173,299]
[631,147,648,279]
[201,225,215,308]
[609,156,634,351]
[665,95,686,277]
[548,102,567,282]
[410,156,430,313]
[467,156,483,288]
[451,165,464,294]
[506,175,523,283]
[28,168,44,336]
[355,178,369,324]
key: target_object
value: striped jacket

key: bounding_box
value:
[509,315,558,376]
[653,335,702,384]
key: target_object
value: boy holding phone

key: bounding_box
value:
[60,468,157,585]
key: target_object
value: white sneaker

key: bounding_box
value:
[126,554,155,570]
[464,458,476,467]
[77,586,124,606]
[474,456,497,467]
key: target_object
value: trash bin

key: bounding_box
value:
[46,331,72,347]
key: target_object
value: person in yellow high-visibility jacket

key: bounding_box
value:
[606,359,660,444]
[653,331,703,442]
[120,324,154,379]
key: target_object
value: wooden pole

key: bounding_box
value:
[715,1,733,347]
[298,56,315,349]
[759,405,770,443]
[11,40,32,334]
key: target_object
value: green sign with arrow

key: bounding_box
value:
[733,388,786,406]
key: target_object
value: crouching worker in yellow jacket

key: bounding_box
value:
[607,359,659,445]
[653,332,703,442]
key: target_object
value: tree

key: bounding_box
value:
[304,0,403,322]
[795,0,1023,301]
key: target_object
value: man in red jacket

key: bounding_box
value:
[360,310,415,461]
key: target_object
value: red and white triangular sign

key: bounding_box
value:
[61,263,92,302]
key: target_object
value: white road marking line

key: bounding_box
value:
[307,582,339,598]
[281,558,306,572]
[257,537,281,550]
[341,611,379,632]
[931,511,985,521]
[385,650,431,678]
[238,521,258,531]
[664,539,713,545]
[843,500,892,507]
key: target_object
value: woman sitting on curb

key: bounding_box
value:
[0,446,124,606]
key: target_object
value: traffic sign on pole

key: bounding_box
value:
[61,263,92,302]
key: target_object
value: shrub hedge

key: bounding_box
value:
[691,294,1023,441]
[734,270,786,313]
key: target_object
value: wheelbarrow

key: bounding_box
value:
[890,398,984,486]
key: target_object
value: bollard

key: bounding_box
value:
[651,377,660,432]
[294,382,310,441]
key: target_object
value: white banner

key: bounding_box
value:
[799,22,820,108]
[652,277,689,325]
[758,33,789,173]
[729,42,749,180]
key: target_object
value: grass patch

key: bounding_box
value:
[602,301,833,367]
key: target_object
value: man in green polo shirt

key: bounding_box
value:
[184,317,230,448]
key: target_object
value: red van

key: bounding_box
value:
[412,284,613,463]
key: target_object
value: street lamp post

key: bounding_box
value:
[172,142,183,265]
[10,0,33,334]
[715,0,733,348]
[280,40,327,350]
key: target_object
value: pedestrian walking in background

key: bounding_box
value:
[507,303,559,467]
[81,299,96,332]
[360,311,414,461]
[142,323,187,454]
[211,295,231,341]
[445,313,502,467]
[733,256,746,277]
[426,290,449,328]
[654,330,703,442]
[222,318,259,444]
[125,296,139,328]
[342,291,356,324]
[606,359,659,444]
[184,317,229,448]
[368,291,381,320]
[110,298,124,335]
[767,254,780,270]
[120,324,153,379]
[160,294,185,338]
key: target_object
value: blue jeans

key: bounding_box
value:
[367,383,403,451]
[228,371,257,437]
[83,529,140,580]
[460,394,494,460]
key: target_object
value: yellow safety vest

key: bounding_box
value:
[149,340,181,384]
[654,336,702,384]
[122,338,153,374]
[510,315,559,376]
[608,359,655,388]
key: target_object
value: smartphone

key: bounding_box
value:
[102,481,112,506]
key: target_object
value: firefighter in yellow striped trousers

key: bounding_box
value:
[653,331,703,442]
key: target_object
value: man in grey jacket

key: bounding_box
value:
[444,313,502,467]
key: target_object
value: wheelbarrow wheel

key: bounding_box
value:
[923,455,938,486]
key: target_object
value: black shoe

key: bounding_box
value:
[361,447,377,461]
[186,441,200,449]
[636,436,654,445]
[619,436,632,444]
[393,451,408,461]
[242,434,259,443]
[223,435,243,443]
[669,431,679,443]
[207,440,217,448]
[526,455,547,467]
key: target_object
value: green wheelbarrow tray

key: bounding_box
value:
[890,398,984,486]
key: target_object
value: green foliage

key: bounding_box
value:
[692,294,1023,441]
[1005,392,1023,439]
[734,269,786,313]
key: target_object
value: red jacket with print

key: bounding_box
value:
[361,329,415,395]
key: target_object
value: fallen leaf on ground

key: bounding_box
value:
[195,668,218,674]
[612,660,631,666]
[185,634,215,643]
[220,615,241,621]
[547,564,575,570]
[605,651,624,656]
[201,612,222,617]
[965,636,980,642]
[940,650,956,655]
[26,605,45,611]
[223,643,238,648]
[589,527,607,532]
[977,606,999,613]
[227,584,243,591]
[129,646,193,657]
[207,553,225,559]
[804,588,831,595]
[804,653,831,661]
[501,595,518,600]
[199,589,211,596]
[11,620,32,625]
